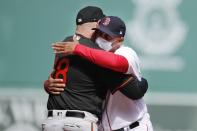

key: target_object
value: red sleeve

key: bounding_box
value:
[74,44,129,73]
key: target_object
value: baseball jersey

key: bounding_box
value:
[47,35,108,118]
[101,46,148,130]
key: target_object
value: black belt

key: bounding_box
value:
[48,110,85,118]
[113,121,139,131]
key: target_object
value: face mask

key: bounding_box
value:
[95,37,113,51]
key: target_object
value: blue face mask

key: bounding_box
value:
[95,37,113,51]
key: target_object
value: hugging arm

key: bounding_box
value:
[118,77,148,100]
[53,42,129,73]
[74,44,129,73]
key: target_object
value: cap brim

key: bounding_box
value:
[93,25,118,37]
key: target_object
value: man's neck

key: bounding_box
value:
[75,23,96,39]
[75,30,92,39]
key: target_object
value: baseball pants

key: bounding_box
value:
[42,110,98,131]
[129,113,153,131]
[99,113,153,131]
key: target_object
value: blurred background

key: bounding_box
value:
[0,0,197,131]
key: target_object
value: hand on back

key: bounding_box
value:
[44,76,65,95]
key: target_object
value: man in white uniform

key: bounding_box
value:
[101,47,153,131]
[52,16,153,131]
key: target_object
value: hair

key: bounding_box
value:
[90,30,100,42]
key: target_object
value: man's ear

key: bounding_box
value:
[120,37,124,42]
[96,20,101,27]
[115,37,124,43]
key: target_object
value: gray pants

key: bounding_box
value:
[42,110,98,131]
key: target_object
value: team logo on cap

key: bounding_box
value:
[78,18,82,23]
[102,17,110,26]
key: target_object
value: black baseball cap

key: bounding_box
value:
[96,16,126,37]
[76,6,105,25]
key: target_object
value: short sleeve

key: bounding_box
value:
[115,46,142,80]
